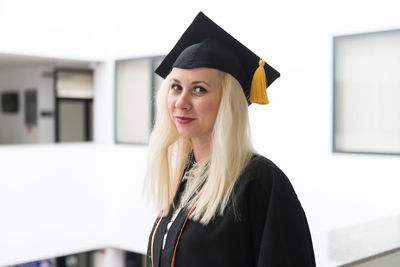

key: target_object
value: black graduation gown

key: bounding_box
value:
[147,154,316,267]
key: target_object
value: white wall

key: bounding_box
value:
[0,66,54,144]
[0,0,110,61]
[93,61,115,145]
[1,0,400,266]
[0,143,155,266]
[0,144,115,266]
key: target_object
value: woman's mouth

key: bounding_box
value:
[176,116,195,124]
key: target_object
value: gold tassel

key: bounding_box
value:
[249,59,269,104]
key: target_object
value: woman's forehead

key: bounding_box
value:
[170,67,223,83]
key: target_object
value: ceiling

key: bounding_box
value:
[0,53,100,69]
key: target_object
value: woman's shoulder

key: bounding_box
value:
[234,153,297,200]
[232,154,316,266]
[245,153,280,174]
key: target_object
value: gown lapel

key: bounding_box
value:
[156,162,192,267]
[160,207,189,267]
[153,215,169,267]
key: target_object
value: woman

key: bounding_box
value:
[145,12,316,267]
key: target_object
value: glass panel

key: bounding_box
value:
[57,71,94,99]
[59,100,85,142]
[151,58,165,127]
[116,59,152,144]
[334,30,400,154]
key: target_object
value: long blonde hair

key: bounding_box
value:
[145,70,253,224]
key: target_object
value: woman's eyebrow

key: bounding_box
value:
[192,81,211,87]
[170,78,181,83]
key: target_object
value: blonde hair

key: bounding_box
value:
[145,71,253,224]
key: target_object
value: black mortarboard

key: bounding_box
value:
[155,12,280,104]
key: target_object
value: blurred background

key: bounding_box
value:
[0,0,399,266]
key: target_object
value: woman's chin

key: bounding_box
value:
[177,130,195,139]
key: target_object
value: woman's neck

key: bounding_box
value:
[191,137,211,162]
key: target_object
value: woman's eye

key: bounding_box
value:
[171,84,182,91]
[193,86,207,94]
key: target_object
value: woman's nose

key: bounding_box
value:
[175,91,191,110]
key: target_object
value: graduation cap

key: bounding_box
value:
[155,12,280,104]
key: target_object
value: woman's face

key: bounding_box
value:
[168,67,223,144]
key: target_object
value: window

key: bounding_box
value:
[333,30,400,155]
[0,54,97,145]
[115,56,164,144]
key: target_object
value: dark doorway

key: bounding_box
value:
[54,69,94,142]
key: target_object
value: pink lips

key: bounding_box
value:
[176,116,195,124]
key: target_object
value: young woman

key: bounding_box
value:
[145,12,316,267]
